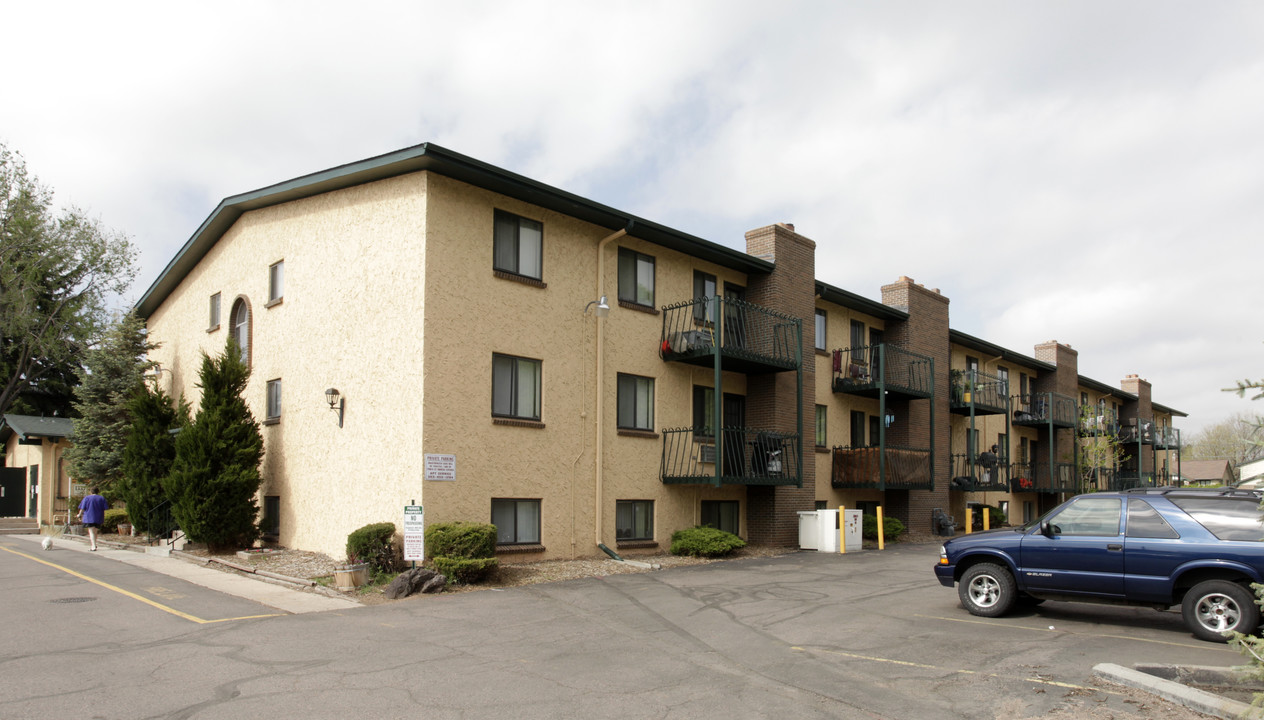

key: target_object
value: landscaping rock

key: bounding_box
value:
[384,567,447,599]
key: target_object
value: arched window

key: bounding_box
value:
[230,297,251,365]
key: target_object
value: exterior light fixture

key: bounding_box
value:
[584,295,610,318]
[326,387,344,428]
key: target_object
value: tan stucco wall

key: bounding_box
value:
[148,173,430,559]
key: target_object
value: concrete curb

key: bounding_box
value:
[1094,663,1264,720]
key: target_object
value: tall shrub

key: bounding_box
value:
[119,383,188,534]
[165,339,263,550]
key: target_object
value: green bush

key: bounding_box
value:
[347,522,399,573]
[862,514,906,541]
[102,508,129,533]
[669,526,747,557]
[432,556,499,584]
[426,521,497,559]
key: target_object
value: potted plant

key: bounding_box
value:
[333,554,370,590]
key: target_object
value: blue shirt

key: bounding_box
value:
[79,494,108,525]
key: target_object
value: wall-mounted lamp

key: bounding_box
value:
[325,387,345,428]
[584,295,610,318]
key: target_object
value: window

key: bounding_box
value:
[492,354,541,421]
[850,320,865,359]
[693,386,715,438]
[617,248,655,307]
[493,210,543,280]
[869,415,880,447]
[1169,497,1264,541]
[965,356,979,382]
[617,374,654,431]
[229,298,251,364]
[266,379,281,422]
[492,499,541,544]
[268,260,284,304]
[1126,499,1179,539]
[1020,437,1029,464]
[616,500,654,541]
[262,495,280,537]
[997,366,1009,396]
[815,405,827,447]
[1046,497,1121,536]
[996,433,1008,462]
[693,271,717,324]
[209,292,221,330]
[701,500,739,535]
[814,309,827,351]
[850,410,866,447]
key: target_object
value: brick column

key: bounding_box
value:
[1034,341,1079,481]
[744,223,816,547]
[1121,374,1154,475]
[879,277,950,534]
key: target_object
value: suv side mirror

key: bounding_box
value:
[1040,519,1055,538]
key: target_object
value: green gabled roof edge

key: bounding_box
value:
[135,142,774,318]
[816,281,908,322]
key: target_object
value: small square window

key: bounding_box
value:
[492,354,542,421]
[209,292,221,331]
[617,374,654,431]
[618,248,655,307]
[492,498,541,545]
[814,309,826,351]
[268,260,284,304]
[616,500,654,541]
[493,210,543,280]
[266,378,281,421]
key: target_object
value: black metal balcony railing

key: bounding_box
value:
[830,445,933,491]
[1114,470,1158,490]
[949,370,1009,416]
[1154,426,1181,449]
[660,427,801,487]
[1118,421,1155,444]
[1079,409,1120,436]
[1008,462,1079,493]
[831,344,934,400]
[1081,467,1117,492]
[949,453,1009,491]
[1012,392,1077,429]
[660,297,801,373]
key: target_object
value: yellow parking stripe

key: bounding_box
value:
[912,613,1208,649]
[1,545,280,624]
[791,646,1106,692]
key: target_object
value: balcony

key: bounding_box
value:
[660,427,801,487]
[1012,392,1077,429]
[1154,426,1181,449]
[1009,462,1079,493]
[949,453,1008,492]
[660,297,801,374]
[1118,421,1155,445]
[1078,409,1120,437]
[831,344,934,401]
[830,445,932,491]
[1113,470,1158,490]
[949,370,1009,416]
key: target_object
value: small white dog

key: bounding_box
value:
[41,536,53,550]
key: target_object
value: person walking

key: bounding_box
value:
[77,486,108,551]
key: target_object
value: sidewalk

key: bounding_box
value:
[8,532,361,614]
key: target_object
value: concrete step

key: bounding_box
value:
[0,517,40,534]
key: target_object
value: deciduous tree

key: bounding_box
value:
[0,143,135,417]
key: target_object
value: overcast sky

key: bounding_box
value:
[3,1,1261,435]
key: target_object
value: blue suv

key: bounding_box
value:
[934,488,1264,642]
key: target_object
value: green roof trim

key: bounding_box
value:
[816,281,907,321]
[948,329,1054,372]
[135,143,773,318]
[1,414,74,441]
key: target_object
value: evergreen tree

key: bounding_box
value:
[118,382,188,534]
[165,338,263,549]
[64,311,155,497]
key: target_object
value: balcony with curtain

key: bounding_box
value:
[830,444,932,491]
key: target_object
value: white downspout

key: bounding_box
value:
[594,228,627,549]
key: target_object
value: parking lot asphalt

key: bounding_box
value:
[2,533,1247,719]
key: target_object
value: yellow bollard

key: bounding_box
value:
[838,505,846,554]
[965,508,973,534]
[877,506,885,550]
[983,506,990,531]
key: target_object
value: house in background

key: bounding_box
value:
[1177,459,1235,487]
[135,143,1187,561]
[1,415,75,527]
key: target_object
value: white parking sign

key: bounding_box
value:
[404,505,425,562]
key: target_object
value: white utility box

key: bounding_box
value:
[842,509,862,552]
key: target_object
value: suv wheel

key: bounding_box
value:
[1181,580,1260,643]
[959,563,1016,618]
